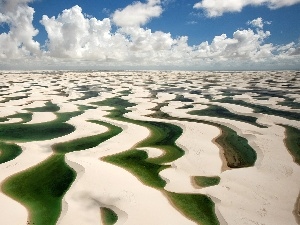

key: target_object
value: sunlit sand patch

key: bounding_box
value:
[136,147,164,158]
[61,155,198,225]
[0,117,23,124]
[25,112,57,124]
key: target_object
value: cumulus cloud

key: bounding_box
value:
[0,1,299,70]
[194,0,300,17]
[193,29,273,61]
[112,0,162,27]
[247,17,271,29]
[40,5,129,60]
[290,47,300,55]
[0,0,31,11]
[120,27,175,51]
[40,5,177,63]
[248,17,264,29]
[0,0,40,59]
[38,7,297,70]
[276,42,300,56]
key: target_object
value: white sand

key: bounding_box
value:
[0,71,299,225]
[158,85,300,225]
[26,112,57,124]
[59,155,196,225]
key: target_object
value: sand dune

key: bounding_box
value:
[0,70,299,225]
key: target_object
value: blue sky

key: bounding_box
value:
[0,0,300,70]
[29,0,300,46]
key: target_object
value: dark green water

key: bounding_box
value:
[105,150,169,188]
[193,176,220,188]
[165,192,219,225]
[1,106,123,225]
[282,125,300,166]
[188,104,266,128]
[53,120,122,154]
[25,101,60,112]
[148,105,257,168]
[216,97,300,121]
[2,154,76,225]
[0,111,80,142]
[0,142,22,164]
[100,207,118,225]
[215,124,257,168]
[97,97,219,225]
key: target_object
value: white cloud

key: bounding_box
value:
[0,2,299,70]
[40,5,177,63]
[0,0,31,11]
[120,27,175,51]
[37,12,300,70]
[247,17,271,29]
[290,47,300,55]
[248,17,264,29]
[276,42,300,56]
[112,0,163,27]
[0,0,40,59]
[194,0,300,17]
[193,29,273,61]
[40,5,129,60]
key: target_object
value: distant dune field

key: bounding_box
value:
[0,70,299,225]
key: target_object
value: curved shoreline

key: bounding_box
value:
[212,128,231,172]
[0,71,299,225]
[192,176,221,189]
[147,106,257,169]
[282,125,300,166]
[1,153,76,225]
[98,100,220,224]
[294,193,300,224]
[0,108,125,225]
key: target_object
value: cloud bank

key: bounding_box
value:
[0,0,299,70]
[194,0,300,17]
